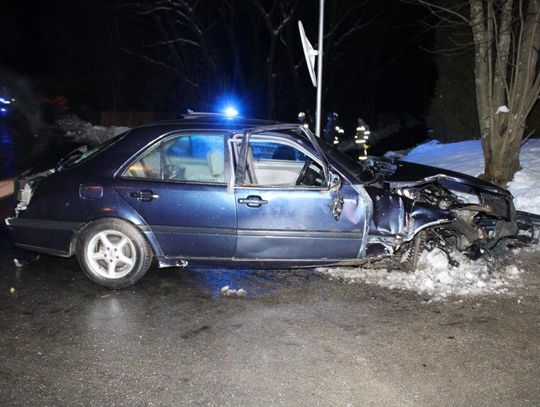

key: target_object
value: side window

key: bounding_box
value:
[124,144,161,179]
[240,138,325,187]
[124,134,226,183]
[250,141,308,162]
[162,135,225,183]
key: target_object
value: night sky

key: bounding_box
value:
[0,0,435,129]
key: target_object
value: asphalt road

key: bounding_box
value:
[1,198,539,406]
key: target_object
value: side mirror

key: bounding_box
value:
[328,171,341,191]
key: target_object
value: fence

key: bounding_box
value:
[100,111,176,128]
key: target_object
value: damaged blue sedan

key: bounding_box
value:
[5,113,535,288]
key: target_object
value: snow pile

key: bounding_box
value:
[57,115,129,146]
[319,249,523,301]
[403,139,540,214]
[507,140,540,214]
[403,140,484,176]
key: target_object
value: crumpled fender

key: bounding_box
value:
[407,200,455,237]
[366,186,454,238]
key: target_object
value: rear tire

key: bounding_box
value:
[76,219,152,289]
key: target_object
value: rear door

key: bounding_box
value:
[114,132,237,258]
[231,133,367,261]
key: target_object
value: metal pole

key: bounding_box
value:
[315,0,325,138]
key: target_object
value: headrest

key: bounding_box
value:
[207,151,224,177]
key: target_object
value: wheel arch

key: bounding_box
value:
[70,216,164,258]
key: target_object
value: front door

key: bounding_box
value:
[232,133,367,260]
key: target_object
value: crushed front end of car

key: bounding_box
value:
[326,149,539,269]
[391,176,517,254]
[378,157,540,265]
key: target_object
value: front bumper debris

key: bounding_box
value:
[516,210,540,242]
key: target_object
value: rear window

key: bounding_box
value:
[60,131,129,170]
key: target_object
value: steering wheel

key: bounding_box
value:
[296,159,313,186]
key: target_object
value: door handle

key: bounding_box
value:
[130,190,159,202]
[238,195,268,207]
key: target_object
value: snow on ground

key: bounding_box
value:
[403,138,540,214]
[506,141,540,214]
[319,249,523,302]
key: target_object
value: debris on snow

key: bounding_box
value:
[236,288,247,297]
[496,105,510,114]
[318,248,524,301]
[220,286,247,297]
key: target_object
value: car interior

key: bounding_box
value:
[124,133,325,187]
[125,134,226,183]
[241,138,326,187]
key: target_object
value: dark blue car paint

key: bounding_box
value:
[9,171,153,256]
[234,183,367,260]
[6,118,361,266]
[6,119,261,256]
[114,179,237,258]
[5,115,514,269]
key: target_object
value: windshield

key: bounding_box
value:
[319,141,383,184]
[59,131,130,170]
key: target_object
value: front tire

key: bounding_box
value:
[76,219,152,289]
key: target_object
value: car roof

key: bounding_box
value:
[135,113,291,131]
[78,114,317,177]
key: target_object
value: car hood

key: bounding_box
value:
[321,143,508,196]
[376,158,506,195]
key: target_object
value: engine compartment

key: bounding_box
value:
[378,176,518,265]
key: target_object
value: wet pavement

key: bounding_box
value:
[1,125,539,406]
[1,193,540,406]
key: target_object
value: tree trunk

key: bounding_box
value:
[421,0,540,185]
[470,0,538,185]
[481,127,522,185]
